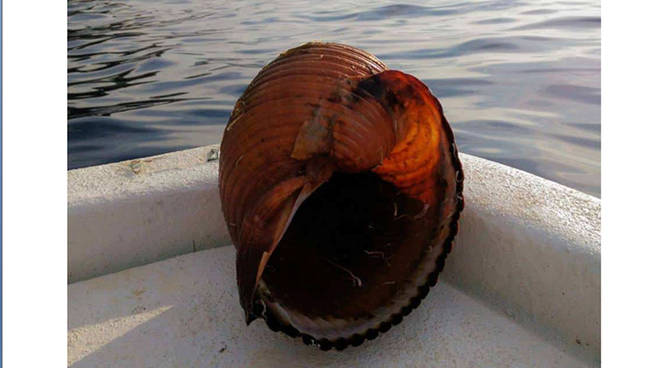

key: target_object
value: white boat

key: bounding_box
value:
[67,138,600,367]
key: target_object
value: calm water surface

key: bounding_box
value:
[68,0,601,196]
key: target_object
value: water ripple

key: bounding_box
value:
[544,84,600,105]
[301,4,460,22]
[513,16,600,30]
[68,95,191,119]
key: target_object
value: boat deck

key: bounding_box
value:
[69,246,588,367]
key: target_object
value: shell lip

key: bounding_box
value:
[254,204,461,351]
[253,157,464,350]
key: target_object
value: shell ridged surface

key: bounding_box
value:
[219,42,463,350]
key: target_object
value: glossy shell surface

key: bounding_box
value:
[219,42,463,350]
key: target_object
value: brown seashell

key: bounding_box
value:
[219,42,464,350]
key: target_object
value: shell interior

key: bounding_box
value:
[257,170,459,349]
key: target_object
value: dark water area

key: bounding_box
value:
[68,0,600,196]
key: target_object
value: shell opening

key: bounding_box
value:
[260,170,440,322]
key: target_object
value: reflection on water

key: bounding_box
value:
[68,0,600,196]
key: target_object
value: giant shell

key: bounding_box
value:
[219,42,464,350]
